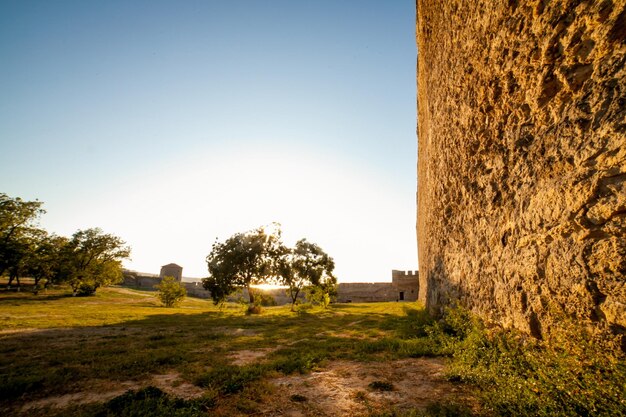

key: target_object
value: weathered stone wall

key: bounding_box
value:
[336,283,399,303]
[417,0,625,347]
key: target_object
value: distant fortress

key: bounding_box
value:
[122,264,419,304]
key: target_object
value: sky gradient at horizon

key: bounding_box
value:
[0,0,417,281]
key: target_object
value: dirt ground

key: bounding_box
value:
[266,358,476,416]
[21,357,476,416]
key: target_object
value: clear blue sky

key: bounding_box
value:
[0,0,417,282]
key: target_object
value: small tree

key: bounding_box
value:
[203,224,283,312]
[155,276,187,307]
[305,280,338,309]
[279,239,336,311]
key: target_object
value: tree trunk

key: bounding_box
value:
[248,285,255,305]
[33,276,40,295]
[290,288,299,311]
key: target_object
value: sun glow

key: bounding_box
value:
[41,143,416,283]
[252,283,287,291]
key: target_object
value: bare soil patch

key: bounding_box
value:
[21,381,141,412]
[18,359,476,416]
[229,347,278,365]
[267,358,476,417]
[150,372,206,400]
[20,371,205,412]
[213,326,258,336]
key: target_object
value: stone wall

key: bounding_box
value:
[336,283,399,302]
[416,0,625,348]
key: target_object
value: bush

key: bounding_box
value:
[76,282,97,296]
[255,291,277,307]
[154,276,186,307]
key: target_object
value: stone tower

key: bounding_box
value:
[391,270,419,301]
[160,263,183,282]
[417,0,625,348]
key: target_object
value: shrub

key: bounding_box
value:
[255,291,277,307]
[154,276,186,307]
[76,282,98,296]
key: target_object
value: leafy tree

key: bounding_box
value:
[155,276,187,307]
[0,193,46,290]
[28,233,68,294]
[57,228,131,296]
[279,239,336,311]
[203,224,283,310]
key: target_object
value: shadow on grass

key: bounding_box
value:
[0,292,75,302]
[0,303,433,408]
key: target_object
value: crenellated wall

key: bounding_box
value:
[417,0,626,349]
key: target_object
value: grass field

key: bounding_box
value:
[0,284,473,417]
[3,283,624,417]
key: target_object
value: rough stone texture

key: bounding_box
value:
[417,0,626,347]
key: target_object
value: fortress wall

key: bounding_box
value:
[337,283,399,303]
[417,0,626,348]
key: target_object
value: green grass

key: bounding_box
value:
[3,283,624,417]
[46,387,213,417]
[0,284,435,416]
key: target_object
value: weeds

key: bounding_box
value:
[427,306,626,417]
[62,387,213,417]
[368,401,474,417]
[194,364,266,394]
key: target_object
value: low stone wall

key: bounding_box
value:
[122,272,418,304]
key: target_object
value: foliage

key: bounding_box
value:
[424,307,626,417]
[203,224,283,308]
[0,193,46,288]
[154,276,187,307]
[368,402,474,417]
[278,238,336,310]
[56,228,131,295]
[304,279,338,308]
[28,234,68,293]
[252,289,277,307]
